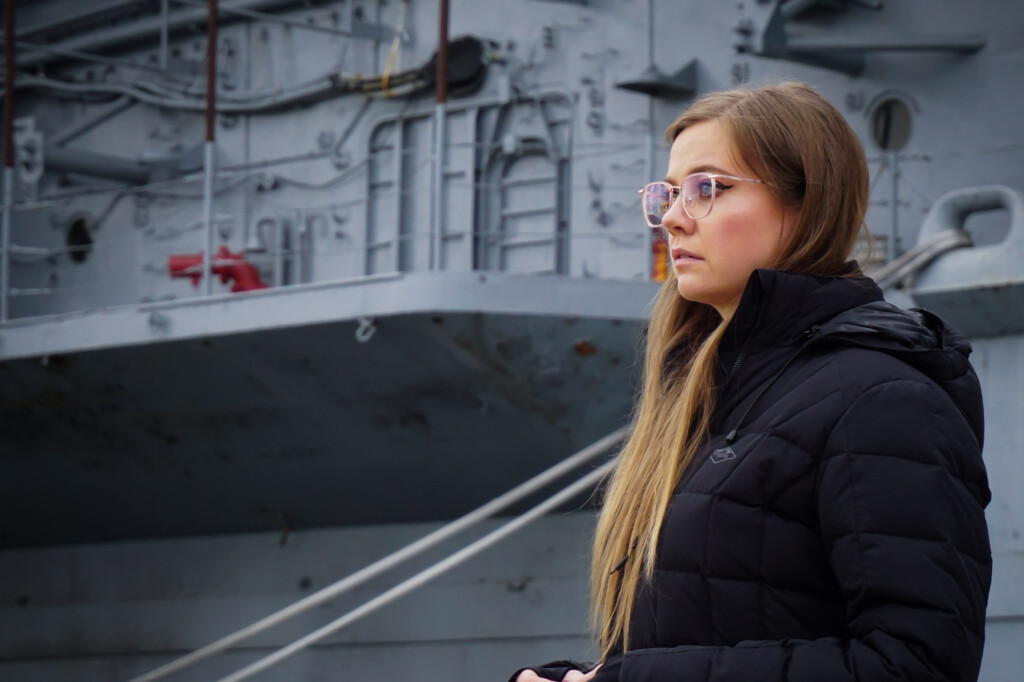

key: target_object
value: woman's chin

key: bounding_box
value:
[674,281,735,318]
[674,277,707,304]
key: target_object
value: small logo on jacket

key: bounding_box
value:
[710,447,736,464]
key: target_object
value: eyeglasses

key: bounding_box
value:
[639,172,764,226]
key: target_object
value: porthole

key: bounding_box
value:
[870,98,912,151]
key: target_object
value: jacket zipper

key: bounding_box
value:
[726,347,747,381]
[724,325,822,445]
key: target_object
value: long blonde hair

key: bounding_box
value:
[590,81,870,657]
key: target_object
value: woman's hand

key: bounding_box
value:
[515,664,601,682]
[563,666,601,682]
[515,671,547,682]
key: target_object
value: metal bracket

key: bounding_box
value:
[734,0,986,76]
[616,59,698,100]
[355,317,377,343]
[148,311,172,334]
[14,117,44,198]
[910,186,1024,337]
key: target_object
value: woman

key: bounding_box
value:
[514,82,992,682]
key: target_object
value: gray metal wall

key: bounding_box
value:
[1,501,1020,682]
[972,334,1024,682]
[0,515,598,682]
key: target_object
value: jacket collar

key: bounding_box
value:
[720,264,884,354]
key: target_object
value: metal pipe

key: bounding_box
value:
[6,39,175,75]
[271,217,283,286]
[787,35,986,53]
[644,0,655,280]
[391,121,405,273]
[890,151,900,262]
[780,0,821,20]
[1,167,10,323]
[870,228,972,291]
[2,0,15,323]
[432,106,446,271]
[9,285,52,297]
[18,0,307,69]
[43,145,152,184]
[3,0,12,172]
[216,459,618,682]
[129,427,626,682]
[174,0,385,40]
[431,0,449,271]
[160,0,169,69]
[16,0,149,42]
[49,96,135,147]
[561,100,576,276]
[203,0,218,296]
[436,0,449,106]
[206,1,217,146]
[13,71,340,115]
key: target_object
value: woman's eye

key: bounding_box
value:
[715,182,731,191]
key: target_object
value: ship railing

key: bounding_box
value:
[128,427,627,682]
[0,202,664,325]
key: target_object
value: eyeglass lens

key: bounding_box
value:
[642,182,674,227]
[642,174,716,226]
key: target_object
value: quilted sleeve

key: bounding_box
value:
[591,377,992,682]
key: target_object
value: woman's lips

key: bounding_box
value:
[671,248,703,266]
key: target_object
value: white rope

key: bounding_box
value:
[217,459,616,682]
[129,427,625,682]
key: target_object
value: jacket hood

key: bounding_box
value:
[723,266,982,447]
[816,300,983,446]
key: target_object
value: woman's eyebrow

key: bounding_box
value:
[664,164,732,183]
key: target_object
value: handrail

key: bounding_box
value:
[216,458,617,682]
[867,228,973,291]
[129,427,626,682]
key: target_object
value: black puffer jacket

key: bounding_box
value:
[587,268,993,682]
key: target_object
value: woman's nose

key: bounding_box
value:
[661,197,695,234]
